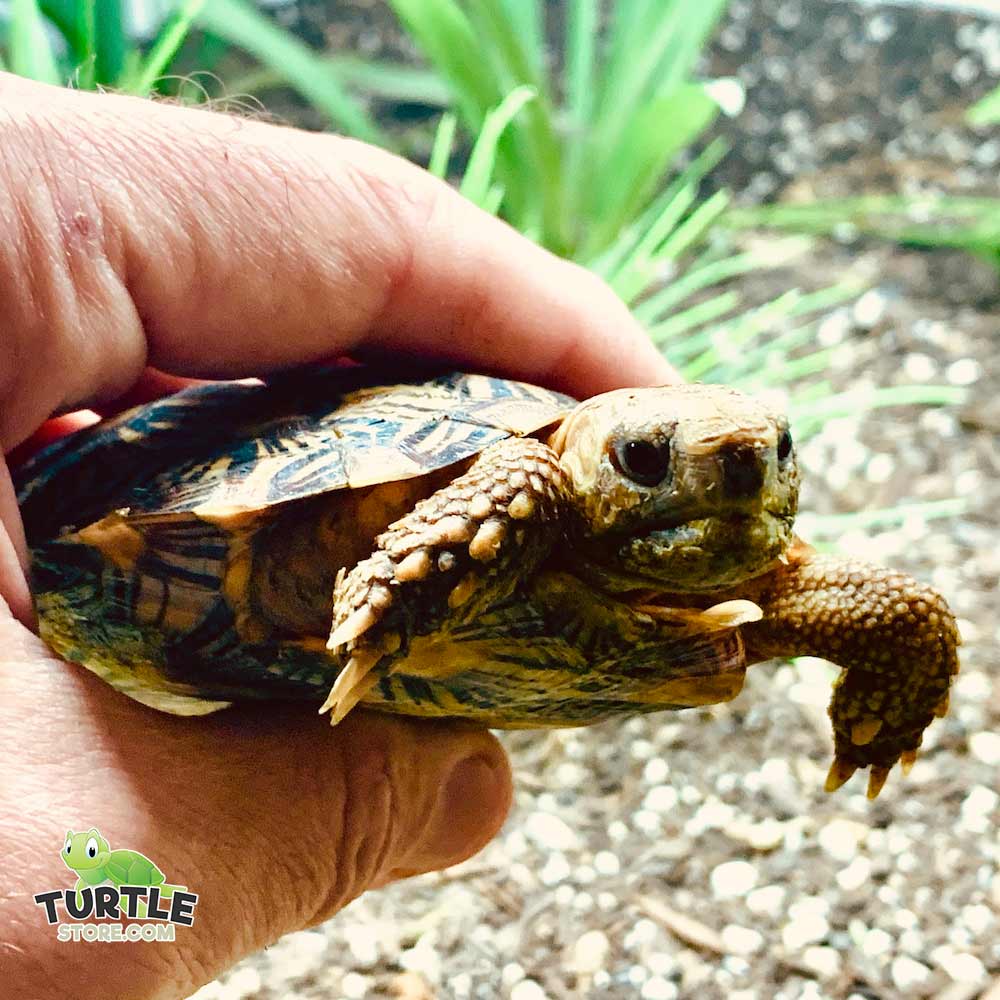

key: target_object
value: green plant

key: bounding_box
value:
[0,0,205,93]
[0,0,967,468]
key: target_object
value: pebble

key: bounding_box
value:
[721,924,765,955]
[342,925,379,967]
[539,853,571,886]
[643,757,670,783]
[524,812,581,851]
[817,817,868,862]
[801,945,842,979]
[968,731,1000,766]
[510,980,548,1000]
[746,885,786,918]
[572,930,610,975]
[643,786,679,813]
[593,850,620,876]
[502,964,526,987]
[937,950,987,984]
[640,976,679,1000]
[959,785,999,834]
[341,972,372,999]
[837,855,872,891]
[710,860,759,899]
[781,898,830,950]
[862,927,894,958]
[891,956,933,993]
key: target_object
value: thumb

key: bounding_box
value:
[2,635,511,1000]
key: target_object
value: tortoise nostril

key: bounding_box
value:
[722,445,764,500]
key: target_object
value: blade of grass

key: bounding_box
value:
[968,84,1000,126]
[461,85,537,208]
[197,0,388,146]
[223,57,452,108]
[797,499,968,538]
[124,0,205,96]
[429,112,459,178]
[790,385,969,437]
[585,83,720,254]
[10,0,62,84]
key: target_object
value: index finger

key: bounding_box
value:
[0,75,676,452]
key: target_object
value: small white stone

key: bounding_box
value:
[640,976,678,1000]
[961,903,993,936]
[539,853,572,886]
[342,925,379,967]
[710,860,758,899]
[939,951,986,983]
[852,289,888,328]
[643,785,679,813]
[721,924,764,955]
[647,952,676,977]
[450,972,473,997]
[817,818,868,862]
[524,812,581,851]
[837,856,872,892]
[643,757,670,783]
[510,980,548,1000]
[801,946,842,979]
[969,732,1000,766]
[782,899,830,950]
[891,956,932,992]
[624,918,659,950]
[572,930,611,975]
[502,963,526,987]
[746,885,785,918]
[594,850,621,876]
[946,358,981,386]
[960,786,999,834]
[219,968,261,999]
[862,927,894,958]
[782,915,829,951]
[597,891,617,911]
[554,885,574,906]
[608,820,629,842]
[634,809,663,834]
[341,972,372,999]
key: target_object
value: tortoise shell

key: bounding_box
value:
[17,369,746,721]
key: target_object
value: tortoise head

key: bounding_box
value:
[62,828,110,871]
[549,383,799,591]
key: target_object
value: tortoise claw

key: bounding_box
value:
[866,765,891,800]
[900,750,918,775]
[824,756,858,793]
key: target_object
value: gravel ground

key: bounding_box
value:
[188,1,997,997]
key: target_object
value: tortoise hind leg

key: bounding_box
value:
[322,437,569,723]
[739,543,960,798]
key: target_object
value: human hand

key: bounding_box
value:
[0,73,675,1000]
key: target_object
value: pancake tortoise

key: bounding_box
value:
[15,369,960,800]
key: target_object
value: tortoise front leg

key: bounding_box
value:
[740,542,960,798]
[321,437,568,722]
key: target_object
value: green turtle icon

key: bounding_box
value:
[61,829,185,914]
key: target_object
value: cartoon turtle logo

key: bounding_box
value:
[61,829,186,910]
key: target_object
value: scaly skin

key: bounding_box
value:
[731,542,960,798]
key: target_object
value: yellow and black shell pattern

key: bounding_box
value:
[15,369,581,713]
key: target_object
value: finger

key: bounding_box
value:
[0,73,675,451]
[2,629,512,1000]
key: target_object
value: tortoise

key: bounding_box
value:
[14,369,960,799]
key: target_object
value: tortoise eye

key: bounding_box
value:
[613,438,671,487]
[86,837,98,858]
[777,429,793,462]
